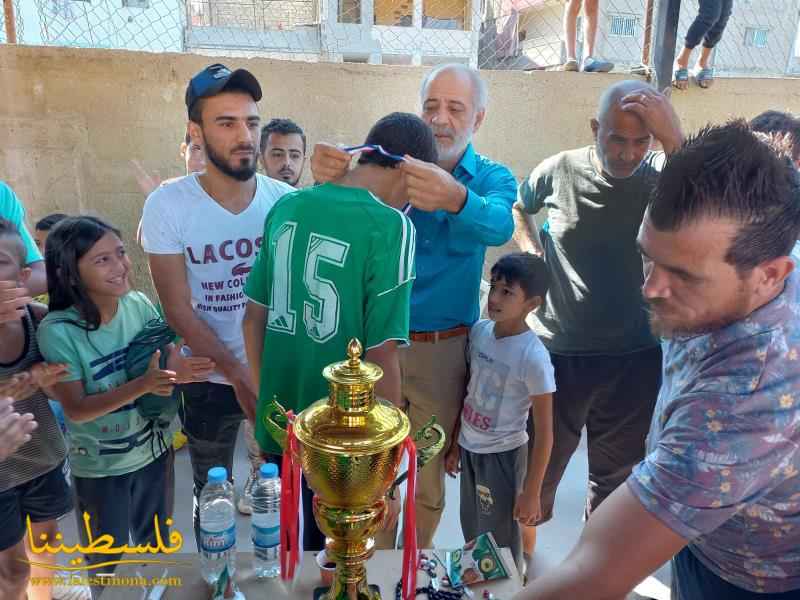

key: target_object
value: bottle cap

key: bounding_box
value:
[208,466,228,483]
[260,463,279,479]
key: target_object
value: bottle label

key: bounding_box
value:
[252,516,280,549]
[200,523,236,553]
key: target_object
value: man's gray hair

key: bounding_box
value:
[420,63,488,112]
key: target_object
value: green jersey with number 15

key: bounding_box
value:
[245,182,416,454]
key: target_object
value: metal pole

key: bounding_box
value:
[652,0,682,90]
[3,0,17,44]
[641,0,654,67]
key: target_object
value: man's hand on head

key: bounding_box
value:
[620,87,684,155]
[401,157,468,213]
[310,143,351,184]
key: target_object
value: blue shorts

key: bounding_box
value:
[0,462,72,551]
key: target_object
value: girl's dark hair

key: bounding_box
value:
[35,213,68,232]
[45,215,121,330]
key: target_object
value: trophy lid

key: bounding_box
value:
[322,338,383,391]
[293,338,410,456]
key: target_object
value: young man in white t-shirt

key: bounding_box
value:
[140,63,294,548]
[446,253,555,575]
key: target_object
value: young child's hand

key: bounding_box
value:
[142,350,177,396]
[167,343,216,384]
[513,487,542,527]
[0,280,32,324]
[0,397,37,460]
[445,444,461,478]
[0,363,69,400]
[29,362,69,390]
[0,371,37,400]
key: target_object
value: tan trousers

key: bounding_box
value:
[375,334,468,549]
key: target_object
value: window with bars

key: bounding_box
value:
[608,14,637,37]
[744,27,769,48]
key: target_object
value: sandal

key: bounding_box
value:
[693,67,715,89]
[672,67,689,90]
[558,59,579,72]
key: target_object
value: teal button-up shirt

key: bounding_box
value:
[409,144,516,331]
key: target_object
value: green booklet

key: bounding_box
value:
[445,532,512,587]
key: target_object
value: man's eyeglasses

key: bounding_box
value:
[343,144,406,163]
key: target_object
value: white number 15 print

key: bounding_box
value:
[267,222,350,343]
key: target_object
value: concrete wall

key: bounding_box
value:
[1,45,800,292]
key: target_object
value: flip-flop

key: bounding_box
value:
[672,67,689,90]
[694,67,715,89]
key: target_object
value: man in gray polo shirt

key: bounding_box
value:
[513,81,683,533]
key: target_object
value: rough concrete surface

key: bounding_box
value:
[1,46,799,293]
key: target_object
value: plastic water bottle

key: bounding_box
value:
[199,466,237,585]
[252,462,281,578]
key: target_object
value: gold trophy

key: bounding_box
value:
[264,339,445,600]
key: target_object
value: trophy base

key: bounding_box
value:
[313,583,381,600]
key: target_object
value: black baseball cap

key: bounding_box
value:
[185,63,262,117]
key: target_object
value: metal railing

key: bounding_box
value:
[1,0,797,78]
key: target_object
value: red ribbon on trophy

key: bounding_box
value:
[401,436,418,600]
[280,415,302,581]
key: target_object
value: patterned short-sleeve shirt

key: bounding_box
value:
[628,269,800,594]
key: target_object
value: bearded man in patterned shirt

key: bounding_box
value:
[515,121,800,600]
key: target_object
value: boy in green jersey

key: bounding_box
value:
[243,112,436,549]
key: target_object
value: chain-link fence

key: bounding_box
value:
[2,0,800,76]
[680,0,800,77]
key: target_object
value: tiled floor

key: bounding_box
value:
[58,426,670,598]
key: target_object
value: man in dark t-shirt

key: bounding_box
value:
[512,80,684,539]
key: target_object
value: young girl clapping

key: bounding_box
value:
[37,216,214,583]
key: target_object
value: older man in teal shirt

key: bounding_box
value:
[312,64,516,548]
[408,141,515,331]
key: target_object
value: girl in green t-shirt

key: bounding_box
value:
[36,216,214,586]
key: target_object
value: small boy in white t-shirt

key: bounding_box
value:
[445,252,555,574]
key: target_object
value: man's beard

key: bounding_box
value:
[433,126,471,163]
[646,295,750,339]
[594,146,641,180]
[206,141,256,182]
[278,170,300,186]
[648,311,733,339]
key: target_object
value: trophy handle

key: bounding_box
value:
[389,417,446,495]
[413,417,447,470]
[262,395,290,451]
